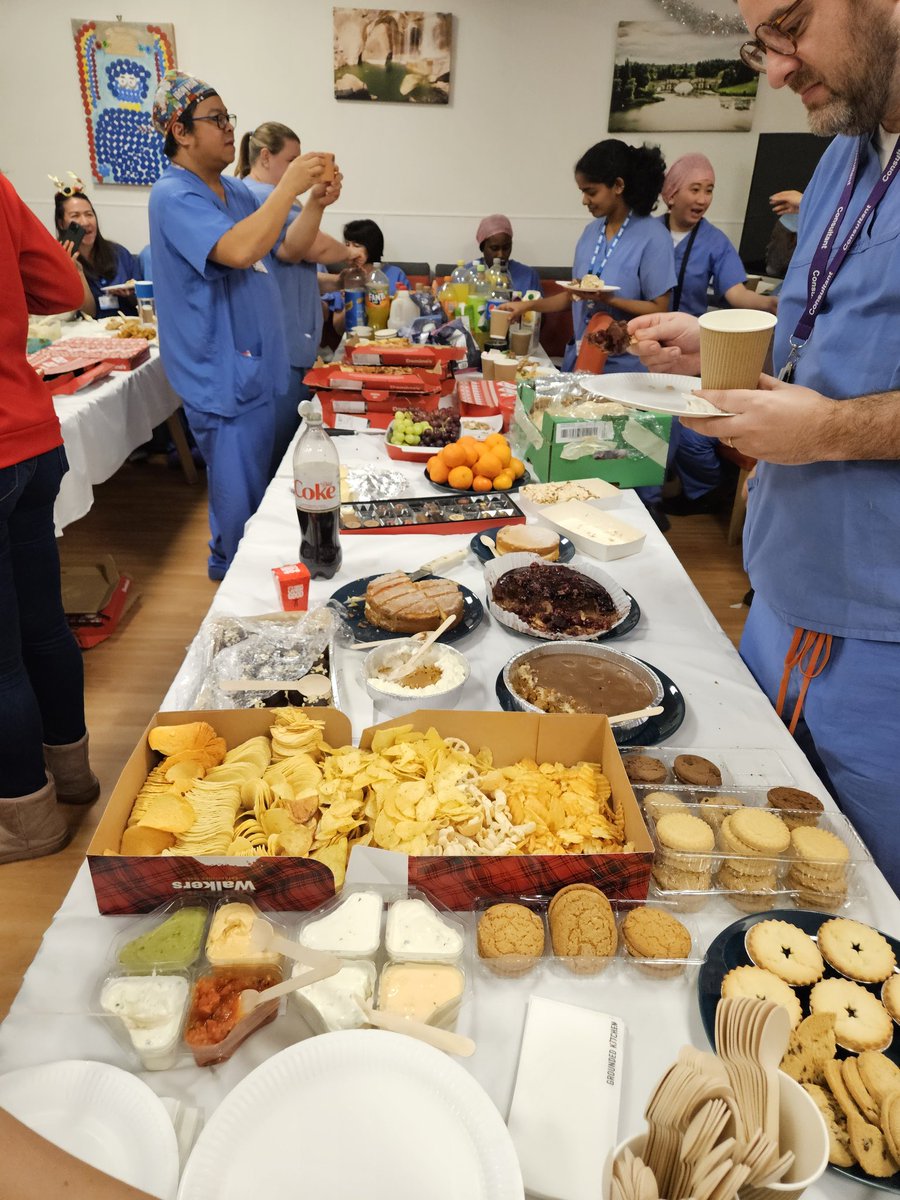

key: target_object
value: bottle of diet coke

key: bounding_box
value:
[293,399,342,579]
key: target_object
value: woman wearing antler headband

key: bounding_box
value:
[51,175,141,318]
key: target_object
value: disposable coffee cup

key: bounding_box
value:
[319,152,336,183]
[494,357,519,383]
[509,327,531,355]
[489,308,513,339]
[481,353,496,381]
[698,310,777,390]
[133,280,154,299]
[351,325,372,338]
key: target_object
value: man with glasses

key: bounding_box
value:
[148,71,332,580]
[628,0,900,893]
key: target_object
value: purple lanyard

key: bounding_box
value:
[587,213,631,277]
[792,134,900,349]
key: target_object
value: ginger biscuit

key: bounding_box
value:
[622,906,691,966]
[818,918,897,984]
[477,903,545,976]
[673,754,721,787]
[548,884,617,972]
[747,919,825,986]
[810,978,894,1053]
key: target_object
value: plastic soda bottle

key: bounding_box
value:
[365,263,391,330]
[342,264,367,331]
[293,399,342,579]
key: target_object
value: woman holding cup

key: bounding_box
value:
[501,140,675,373]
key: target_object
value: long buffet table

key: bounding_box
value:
[1,428,895,1200]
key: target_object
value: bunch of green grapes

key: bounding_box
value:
[389,410,432,446]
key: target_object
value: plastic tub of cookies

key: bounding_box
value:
[546,883,619,976]
[620,745,796,790]
[474,896,548,978]
[632,781,828,833]
[613,899,703,979]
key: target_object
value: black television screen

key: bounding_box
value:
[739,132,832,275]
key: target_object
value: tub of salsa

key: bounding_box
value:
[184,965,282,1067]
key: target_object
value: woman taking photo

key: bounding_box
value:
[52,177,141,318]
[504,139,675,373]
[236,121,346,467]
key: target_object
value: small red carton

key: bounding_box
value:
[272,562,310,611]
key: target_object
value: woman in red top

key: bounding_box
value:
[0,173,101,864]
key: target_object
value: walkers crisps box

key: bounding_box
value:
[87,708,652,915]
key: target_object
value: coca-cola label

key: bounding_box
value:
[294,469,338,512]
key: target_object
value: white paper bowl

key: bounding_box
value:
[364,640,470,716]
[602,1073,828,1200]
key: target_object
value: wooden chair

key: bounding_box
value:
[716,441,757,545]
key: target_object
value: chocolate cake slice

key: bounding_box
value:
[491,562,618,636]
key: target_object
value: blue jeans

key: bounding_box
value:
[741,594,900,897]
[0,447,86,796]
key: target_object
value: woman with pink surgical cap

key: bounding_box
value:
[467,214,539,296]
[659,153,777,317]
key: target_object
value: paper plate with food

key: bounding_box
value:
[581,373,733,418]
[100,278,137,295]
[556,274,621,295]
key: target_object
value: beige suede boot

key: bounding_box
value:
[44,732,100,805]
[0,776,70,865]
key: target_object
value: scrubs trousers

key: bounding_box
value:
[271,368,310,478]
[638,420,722,508]
[741,594,900,897]
[186,400,276,581]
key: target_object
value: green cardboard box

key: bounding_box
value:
[517,380,672,486]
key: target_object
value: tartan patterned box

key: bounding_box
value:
[353,710,653,910]
[87,708,352,915]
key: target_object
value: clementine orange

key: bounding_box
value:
[427,455,449,483]
[473,451,503,480]
[492,471,514,490]
[440,441,466,470]
[472,474,493,492]
[509,456,526,479]
[457,437,481,467]
[447,465,474,490]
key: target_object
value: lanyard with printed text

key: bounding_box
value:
[587,213,632,279]
[780,133,900,381]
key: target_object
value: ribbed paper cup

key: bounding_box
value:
[698,310,777,390]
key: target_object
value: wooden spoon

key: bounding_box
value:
[381,613,456,683]
[355,997,475,1057]
[479,534,500,557]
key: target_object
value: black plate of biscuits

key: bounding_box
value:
[328,573,484,645]
[698,909,900,1191]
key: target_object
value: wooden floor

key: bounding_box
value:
[0,464,750,1020]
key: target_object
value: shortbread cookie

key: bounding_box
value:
[791,824,850,868]
[656,811,715,854]
[747,919,825,986]
[883,975,900,1023]
[730,807,791,855]
[673,754,721,787]
[810,978,894,1052]
[802,1082,855,1167]
[721,964,802,1027]
[858,1051,900,1106]
[818,918,897,984]
[477,903,545,976]
[843,1056,882,1124]
[883,1090,900,1165]
[780,1012,836,1085]
[767,786,824,829]
[847,1112,900,1178]
[624,754,667,785]
[643,791,688,822]
[698,794,742,831]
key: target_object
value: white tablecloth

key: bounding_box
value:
[2,431,895,1200]
[54,349,182,533]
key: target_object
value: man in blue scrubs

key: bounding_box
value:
[628,0,900,893]
[149,71,325,580]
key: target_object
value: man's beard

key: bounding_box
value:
[791,5,898,135]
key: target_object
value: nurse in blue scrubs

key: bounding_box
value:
[503,140,675,374]
[148,71,330,580]
[467,214,540,296]
[237,121,347,470]
[658,154,778,515]
[323,220,411,336]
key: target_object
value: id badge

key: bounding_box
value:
[251,260,269,274]
[99,293,118,311]
[778,361,795,383]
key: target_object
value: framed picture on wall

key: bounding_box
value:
[333,8,452,103]
[72,19,176,185]
[609,19,757,133]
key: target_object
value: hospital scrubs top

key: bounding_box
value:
[242,178,323,371]
[747,131,900,641]
[88,242,141,317]
[148,167,289,416]
[564,214,676,373]
[660,216,747,316]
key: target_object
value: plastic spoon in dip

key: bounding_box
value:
[355,997,475,1057]
[250,919,342,974]
[607,705,664,727]
[239,957,343,1017]
[382,613,456,683]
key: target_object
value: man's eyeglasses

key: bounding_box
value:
[740,0,806,71]
[191,112,237,131]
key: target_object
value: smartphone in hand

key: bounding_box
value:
[59,222,86,253]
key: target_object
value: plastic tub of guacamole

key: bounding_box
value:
[116,900,209,973]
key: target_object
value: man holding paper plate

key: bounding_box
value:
[627,0,900,894]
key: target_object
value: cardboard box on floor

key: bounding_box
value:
[61,555,138,649]
[87,707,653,915]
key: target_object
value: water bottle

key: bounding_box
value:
[342,264,367,331]
[365,263,391,330]
[293,399,342,580]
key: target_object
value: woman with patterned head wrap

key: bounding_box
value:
[148,71,338,579]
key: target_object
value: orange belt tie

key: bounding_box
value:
[774,627,833,735]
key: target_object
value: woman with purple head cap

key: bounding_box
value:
[467,214,539,296]
[660,153,778,318]
[147,70,338,580]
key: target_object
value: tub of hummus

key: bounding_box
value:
[364,640,469,715]
[204,901,282,967]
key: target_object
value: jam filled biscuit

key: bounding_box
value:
[673,754,722,787]
[623,754,667,785]
[766,786,824,829]
[810,978,894,1052]
[746,919,825,986]
[818,918,897,984]
[721,964,803,1027]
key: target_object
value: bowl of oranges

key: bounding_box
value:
[425,433,530,493]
